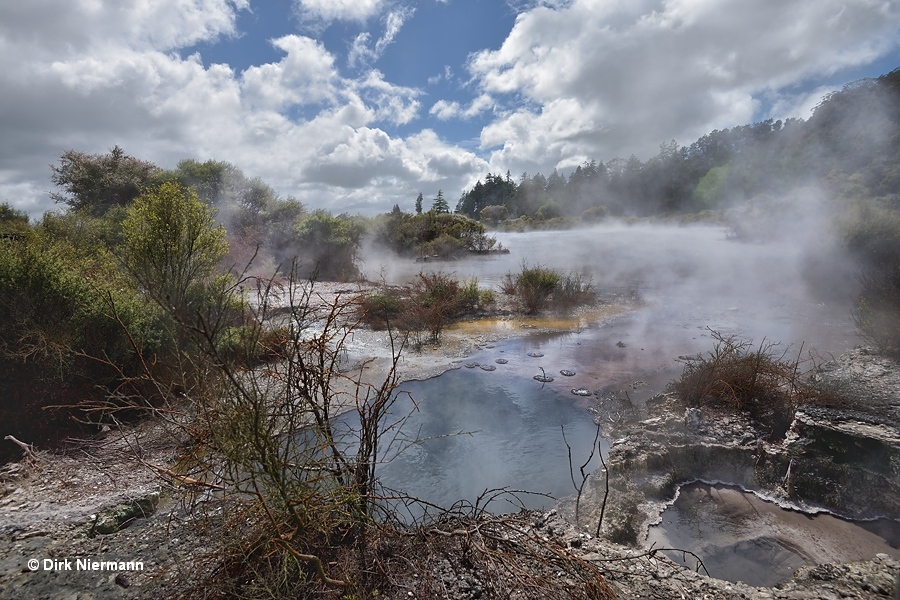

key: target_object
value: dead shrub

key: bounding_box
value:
[669,330,815,439]
[555,270,597,310]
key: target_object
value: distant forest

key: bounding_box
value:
[454,68,900,224]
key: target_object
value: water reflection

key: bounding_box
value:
[372,369,606,519]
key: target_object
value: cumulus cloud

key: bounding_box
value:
[241,35,337,110]
[1,0,899,218]
[0,0,485,216]
[468,0,900,171]
[429,94,494,120]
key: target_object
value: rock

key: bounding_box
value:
[91,490,160,536]
[684,407,703,429]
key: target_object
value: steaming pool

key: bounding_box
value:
[357,223,896,584]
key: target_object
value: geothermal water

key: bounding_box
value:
[359,223,889,580]
[376,366,605,520]
[645,483,900,587]
[361,223,859,402]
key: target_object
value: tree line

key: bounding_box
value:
[454,68,900,225]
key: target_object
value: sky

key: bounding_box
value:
[1,0,899,217]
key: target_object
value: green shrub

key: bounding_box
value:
[357,289,404,330]
[580,205,609,222]
[357,273,492,342]
[0,238,170,460]
[418,232,467,258]
[457,277,482,310]
[514,264,561,313]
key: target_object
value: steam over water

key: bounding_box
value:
[362,223,859,390]
[359,224,876,577]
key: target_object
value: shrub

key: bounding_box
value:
[555,271,596,310]
[668,331,815,439]
[581,205,609,222]
[0,238,170,460]
[409,271,463,340]
[357,273,492,342]
[457,277,482,309]
[293,210,365,281]
[123,182,228,319]
[514,264,562,314]
[500,272,518,295]
[418,232,467,258]
[356,289,404,330]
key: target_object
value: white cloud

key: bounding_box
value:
[375,6,414,56]
[0,0,483,217]
[295,0,384,26]
[429,94,494,120]
[241,35,337,110]
[427,65,453,85]
[348,32,376,68]
[346,5,415,68]
[469,0,900,172]
[1,0,899,219]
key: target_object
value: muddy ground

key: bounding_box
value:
[1,285,898,599]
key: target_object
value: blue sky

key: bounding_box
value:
[1,0,899,216]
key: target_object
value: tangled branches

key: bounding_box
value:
[669,329,817,439]
[396,512,617,600]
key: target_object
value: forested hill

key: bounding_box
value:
[456,67,900,221]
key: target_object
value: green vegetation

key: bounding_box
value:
[373,210,496,258]
[122,181,228,319]
[50,146,163,215]
[453,68,900,228]
[2,65,900,595]
[511,264,562,314]
[0,234,168,460]
[500,264,595,314]
[357,272,493,343]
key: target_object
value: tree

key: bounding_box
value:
[431,190,450,214]
[479,204,508,223]
[294,210,364,280]
[50,146,162,215]
[122,182,228,317]
[0,202,29,238]
[415,192,423,215]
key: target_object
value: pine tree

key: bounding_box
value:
[415,192,423,214]
[431,190,449,214]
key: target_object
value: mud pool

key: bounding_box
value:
[645,483,900,587]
